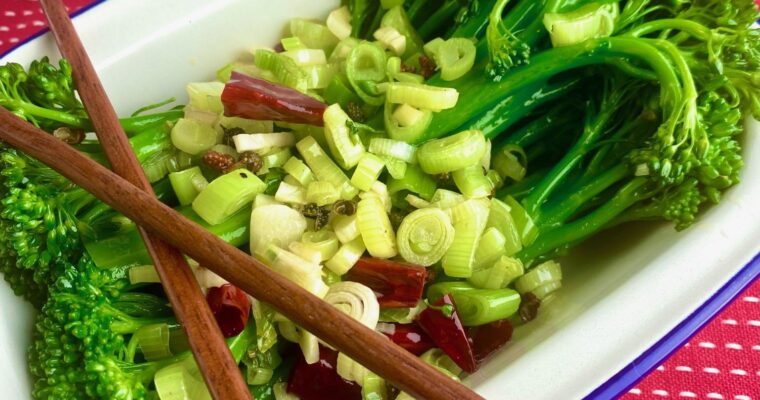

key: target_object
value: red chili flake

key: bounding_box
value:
[222,72,327,126]
[470,319,513,363]
[417,294,477,373]
[381,323,435,356]
[287,345,362,400]
[345,258,427,308]
[205,284,251,337]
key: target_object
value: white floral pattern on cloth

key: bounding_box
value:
[1,1,760,399]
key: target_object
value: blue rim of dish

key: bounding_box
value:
[586,250,760,399]
[0,0,107,60]
[3,2,760,399]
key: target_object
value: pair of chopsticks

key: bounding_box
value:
[15,1,485,399]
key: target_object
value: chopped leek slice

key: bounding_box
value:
[515,260,562,300]
[362,372,388,400]
[274,181,308,205]
[473,227,507,270]
[380,6,424,58]
[385,82,459,111]
[169,167,208,206]
[171,118,218,155]
[186,82,224,113]
[154,359,211,400]
[306,181,340,206]
[493,144,528,182]
[329,37,361,62]
[296,136,359,200]
[323,104,366,169]
[282,49,327,67]
[255,49,308,92]
[303,63,340,90]
[397,208,455,266]
[325,236,366,275]
[250,204,308,257]
[327,6,352,40]
[281,36,306,51]
[233,132,295,153]
[325,281,380,328]
[274,382,299,400]
[346,42,388,106]
[543,2,619,47]
[351,154,385,192]
[290,18,340,53]
[417,129,487,174]
[469,255,524,290]
[382,156,407,179]
[283,156,316,186]
[423,37,476,81]
[265,245,328,297]
[453,165,493,199]
[487,198,522,256]
[386,57,424,84]
[368,138,417,163]
[441,199,490,278]
[387,164,437,201]
[128,264,160,284]
[356,196,397,259]
[192,169,266,225]
[374,26,407,56]
[332,213,361,244]
[299,230,340,262]
[503,195,538,246]
[132,323,172,361]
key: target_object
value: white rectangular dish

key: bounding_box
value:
[2,1,759,399]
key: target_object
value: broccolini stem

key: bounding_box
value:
[518,177,649,262]
[537,163,631,227]
[0,99,88,127]
[498,104,581,148]
[624,19,713,41]
[417,0,462,40]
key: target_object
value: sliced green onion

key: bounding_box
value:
[306,181,340,206]
[346,42,388,106]
[325,236,366,275]
[469,255,524,290]
[351,153,385,192]
[253,300,278,352]
[368,138,417,163]
[274,181,307,205]
[502,196,538,246]
[250,204,308,257]
[169,167,208,206]
[423,38,476,81]
[429,189,465,209]
[128,264,160,284]
[288,241,323,265]
[262,147,292,172]
[337,353,369,385]
[329,37,361,62]
[282,175,302,187]
[304,63,339,90]
[378,301,426,324]
[386,57,424,84]
[364,181,392,213]
[325,281,380,328]
[171,118,218,155]
[192,169,266,225]
[405,193,431,209]
[274,382,298,400]
[515,260,562,300]
[324,104,366,169]
[473,227,506,270]
[417,130,486,174]
[380,6,424,58]
[133,323,172,361]
[327,6,353,40]
[387,164,437,201]
[486,169,504,191]
[396,208,454,266]
[255,49,308,92]
[441,199,490,278]
[356,196,397,259]
[493,144,527,182]
[281,36,306,51]
[332,214,360,244]
[265,245,329,297]
[427,282,521,326]
[233,133,295,153]
[487,198,522,256]
[391,103,427,127]
[381,156,407,180]
[282,49,327,67]
[362,372,388,400]
[154,359,211,400]
[374,26,406,56]
[420,348,462,380]
[300,230,340,262]
[283,156,316,186]
[296,136,359,200]
[186,82,224,113]
[543,2,619,48]
[453,165,493,199]
[299,329,320,364]
[290,18,340,53]
[253,194,279,209]
[481,140,492,171]
[385,82,458,111]
[216,115,274,134]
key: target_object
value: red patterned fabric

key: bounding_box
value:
[1,1,759,399]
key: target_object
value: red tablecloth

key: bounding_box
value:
[1,1,759,399]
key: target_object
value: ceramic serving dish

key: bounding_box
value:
[2,1,759,398]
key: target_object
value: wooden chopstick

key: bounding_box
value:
[37,1,251,399]
[0,111,484,400]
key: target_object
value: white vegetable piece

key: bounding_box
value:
[326,6,352,40]
[233,132,295,152]
[249,204,307,256]
[373,26,406,56]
